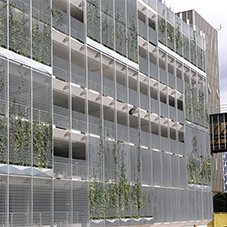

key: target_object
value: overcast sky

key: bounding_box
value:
[165,0,227,106]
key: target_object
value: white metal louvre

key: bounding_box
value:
[33,178,52,226]
[142,148,152,185]
[180,189,189,221]
[172,189,181,222]
[153,187,163,223]
[153,151,162,186]
[171,155,180,187]
[0,176,7,225]
[9,177,31,226]
[54,180,71,225]
[73,181,89,226]
[188,190,196,220]
[163,188,172,222]
[162,152,171,187]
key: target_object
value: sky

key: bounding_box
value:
[165,0,227,106]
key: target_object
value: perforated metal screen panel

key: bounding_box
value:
[163,188,172,222]
[162,153,171,187]
[0,176,7,225]
[181,189,189,221]
[9,62,31,166]
[0,58,7,163]
[0,1,7,48]
[142,148,152,185]
[32,0,51,65]
[0,0,213,225]
[171,155,179,187]
[188,190,196,220]
[33,178,52,225]
[153,187,163,223]
[9,0,31,58]
[9,177,31,226]
[87,1,100,42]
[196,190,203,220]
[73,181,89,225]
[172,189,181,222]
[153,151,162,186]
[54,180,71,225]
[142,186,153,217]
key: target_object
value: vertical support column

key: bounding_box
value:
[147,46,152,149]
[124,0,127,58]
[84,0,90,224]
[30,1,34,226]
[6,1,9,226]
[67,1,74,225]
[99,0,102,45]
[50,0,55,224]
[85,44,89,225]
[100,51,105,222]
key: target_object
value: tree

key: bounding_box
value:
[213,192,226,212]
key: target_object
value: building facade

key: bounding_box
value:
[177,9,223,194]
[0,0,212,226]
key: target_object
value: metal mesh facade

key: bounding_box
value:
[0,0,212,226]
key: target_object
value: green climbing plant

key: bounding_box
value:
[89,132,144,220]
[87,0,100,42]
[128,15,138,63]
[0,0,7,47]
[33,117,52,169]
[175,21,183,53]
[8,0,30,57]
[167,22,174,44]
[185,87,208,127]
[187,135,211,185]
[190,32,197,65]
[115,7,126,56]
[102,2,114,49]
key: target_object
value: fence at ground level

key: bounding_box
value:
[209,213,227,227]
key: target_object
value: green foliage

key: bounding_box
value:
[0,1,57,66]
[175,22,183,51]
[0,62,7,163]
[0,0,7,47]
[32,19,51,66]
[187,136,211,185]
[185,87,208,127]
[102,2,114,49]
[213,192,227,212]
[190,32,197,64]
[87,0,100,41]
[49,6,63,27]
[8,0,30,57]
[115,7,126,55]
[158,10,166,34]
[33,117,52,169]
[167,23,174,43]
[89,133,145,220]
[128,15,138,62]
[9,104,31,166]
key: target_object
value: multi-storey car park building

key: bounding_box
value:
[0,0,212,226]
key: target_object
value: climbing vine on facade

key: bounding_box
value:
[185,86,209,126]
[187,135,211,185]
[89,132,145,220]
